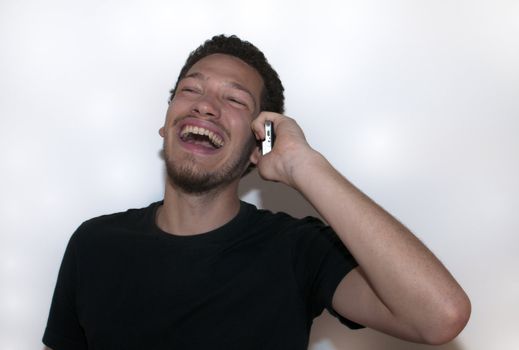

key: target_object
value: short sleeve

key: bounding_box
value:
[43,230,88,350]
[290,216,364,329]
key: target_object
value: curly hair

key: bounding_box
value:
[169,34,285,114]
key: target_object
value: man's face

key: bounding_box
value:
[160,53,264,194]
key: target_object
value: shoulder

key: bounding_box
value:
[244,202,332,241]
[71,201,161,244]
[244,202,306,227]
[249,205,350,262]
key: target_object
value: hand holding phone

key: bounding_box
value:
[261,121,275,155]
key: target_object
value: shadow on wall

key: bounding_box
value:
[239,171,466,350]
[239,170,323,219]
[309,312,466,350]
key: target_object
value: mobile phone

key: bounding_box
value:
[261,120,275,155]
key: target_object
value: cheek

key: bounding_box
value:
[230,121,253,144]
[164,104,185,128]
[226,108,254,131]
[167,97,190,115]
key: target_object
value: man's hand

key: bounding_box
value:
[251,111,323,188]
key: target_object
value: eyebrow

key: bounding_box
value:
[183,72,258,111]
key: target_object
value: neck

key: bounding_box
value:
[156,179,241,236]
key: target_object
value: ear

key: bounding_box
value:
[249,146,261,165]
[159,126,165,137]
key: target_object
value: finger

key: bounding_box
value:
[251,111,285,139]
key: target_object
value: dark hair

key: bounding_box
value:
[169,34,285,114]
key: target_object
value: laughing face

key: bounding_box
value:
[160,54,264,194]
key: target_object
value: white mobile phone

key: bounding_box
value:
[261,121,275,155]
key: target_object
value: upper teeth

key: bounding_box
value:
[181,125,224,148]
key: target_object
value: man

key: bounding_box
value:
[43,35,470,349]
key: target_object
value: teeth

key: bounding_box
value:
[181,125,224,148]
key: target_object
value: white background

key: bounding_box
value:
[1,0,518,349]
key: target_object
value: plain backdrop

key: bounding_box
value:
[1,0,518,349]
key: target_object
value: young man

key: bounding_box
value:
[43,35,470,349]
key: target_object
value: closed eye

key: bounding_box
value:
[229,97,245,105]
[182,87,200,94]
[227,97,251,109]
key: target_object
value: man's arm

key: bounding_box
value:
[251,112,471,345]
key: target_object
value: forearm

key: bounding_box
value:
[291,150,469,332]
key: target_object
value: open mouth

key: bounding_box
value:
[179,125,225,150]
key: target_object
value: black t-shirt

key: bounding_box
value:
[43,201,362,350]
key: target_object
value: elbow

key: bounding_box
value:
[421,293,472,345]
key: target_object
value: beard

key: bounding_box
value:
[164,136,256,195]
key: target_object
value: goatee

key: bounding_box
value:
[164,136,256,195]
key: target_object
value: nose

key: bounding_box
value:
[192,94,220,119]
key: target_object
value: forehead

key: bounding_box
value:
[185,54,264,97]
